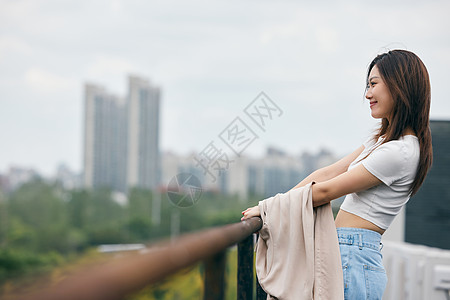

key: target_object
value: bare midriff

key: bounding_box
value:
[335,210,385,235]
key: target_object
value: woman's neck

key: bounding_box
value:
[403,128,416,136]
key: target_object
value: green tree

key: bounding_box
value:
[128,188,152,220]
[7,180,72,252]
[67,189,90,229]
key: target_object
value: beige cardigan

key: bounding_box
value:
[255,182,344,300]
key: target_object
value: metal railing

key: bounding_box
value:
[8,217,267,300]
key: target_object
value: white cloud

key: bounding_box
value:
[86,55,137,78]
[82,55,145,95]
[0,36,32,61]
[260,22,306,45]
[110,0,123,13]
[315,26,340,54]
[25,67,76,93]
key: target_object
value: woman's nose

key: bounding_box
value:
[365,89,372,99]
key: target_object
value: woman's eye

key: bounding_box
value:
[366,81,377,89]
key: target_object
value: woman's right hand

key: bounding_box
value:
[241,205,260,221]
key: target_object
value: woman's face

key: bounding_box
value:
[365,65,395,121]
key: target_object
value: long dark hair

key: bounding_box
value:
[366,49,433,196]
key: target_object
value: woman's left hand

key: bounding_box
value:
[241,205,260,221]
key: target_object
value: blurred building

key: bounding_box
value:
[161,146,337,201]
[245,148,304,198]
[1,166,40,193]
[161,151,220,192]
[83,76,160,193]
[232,147,338,200]
[83,84,127,192]
[127,76,161,190]
[55,163,82,190]
[405,120,450,249]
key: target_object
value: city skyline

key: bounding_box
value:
[1,0,450,176]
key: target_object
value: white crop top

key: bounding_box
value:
[339,135,420,230]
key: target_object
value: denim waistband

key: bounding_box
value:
[336,227,382,251]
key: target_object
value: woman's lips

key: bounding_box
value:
[370,101,377,108]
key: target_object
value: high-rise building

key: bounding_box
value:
[405,120,450,249]
[127,76,161,190]
[83,76,160,193]
[83,84,127,192]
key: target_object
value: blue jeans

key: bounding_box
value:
[337,228,388,300]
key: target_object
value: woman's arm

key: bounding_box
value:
[242,163,381,219]
[241,145,365,220]
[311,163,382,207]
[289,145,365,190]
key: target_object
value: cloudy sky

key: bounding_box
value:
[1,0,449,176]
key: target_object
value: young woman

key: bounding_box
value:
[241,49,432,299]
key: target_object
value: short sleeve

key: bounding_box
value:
[363,136,376,149]
[361,141,406,186]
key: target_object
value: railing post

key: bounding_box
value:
[256,272,267,300]
[254,233,267,300]
[237,234,254,300]
[204,250,226,300]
